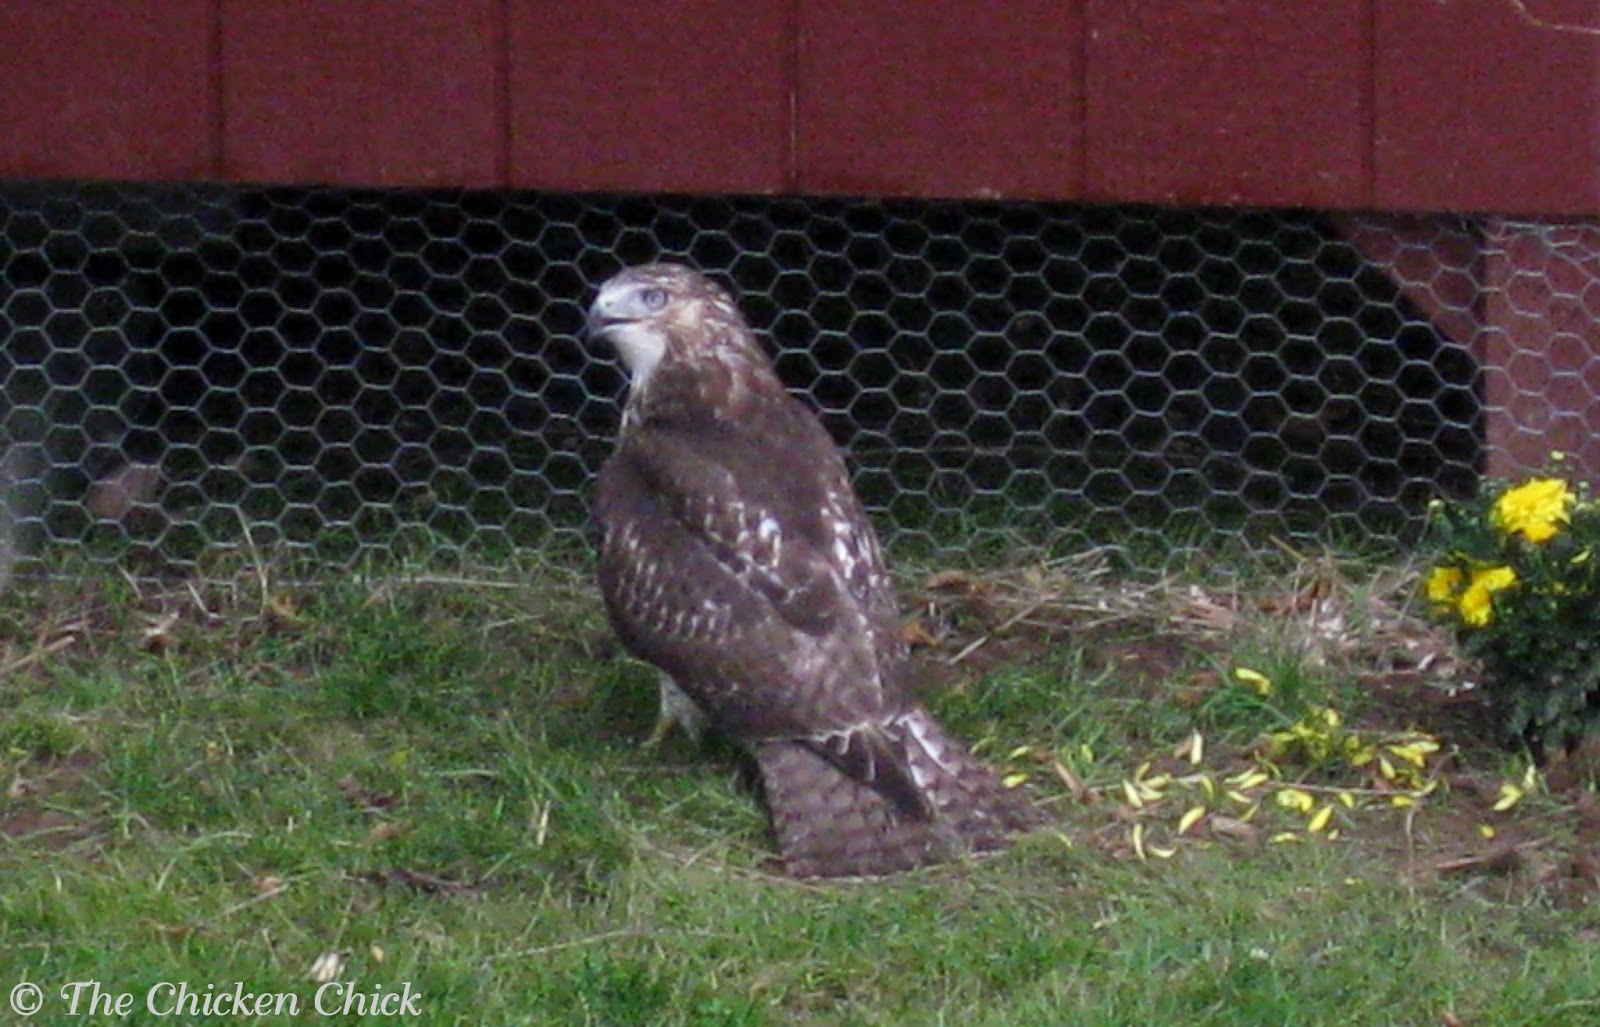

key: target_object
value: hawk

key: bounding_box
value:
[587,263,1039,877]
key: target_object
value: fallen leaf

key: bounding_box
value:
[924,570,979,591]
[1207,815,1259,844]
[357,868,479,895]
[1178,806,1207,835]
[1492,783,1523,812]
[1051,760,1092,803]
[338,775,399,812]
[365,821,405,844]
[267,594,309,630]
[1433,845,1524,878]
[307,951,345,984]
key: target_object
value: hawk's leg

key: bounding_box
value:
[644,671,708,750]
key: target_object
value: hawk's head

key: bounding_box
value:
[586,263,751,390]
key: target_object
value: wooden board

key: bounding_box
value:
[222,0,501,187]
[0,2,216,181]
[507,0,788,194]
[1084,0,1369,208]
[796,1,1083,199]
[1375,0,1600,214]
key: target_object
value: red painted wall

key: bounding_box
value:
[4,1,1600,212]
[1,2,217,182]
[507,0,789,194]
[1084,0,1370,208]
[222,1,503,187]
[796,1,1084,199]
[1375,0,1600,214]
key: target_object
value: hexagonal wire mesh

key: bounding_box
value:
[0,182,1559,581]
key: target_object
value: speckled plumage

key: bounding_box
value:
[588,263,1038,877]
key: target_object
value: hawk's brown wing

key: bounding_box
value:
[595,416,931,818]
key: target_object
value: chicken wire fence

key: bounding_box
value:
[0,182,1567,579]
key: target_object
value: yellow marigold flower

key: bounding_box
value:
[1425,565,1464,606]
[1492,477,1573,543]
[1457,565,1517,627]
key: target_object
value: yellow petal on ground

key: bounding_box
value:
[1347,743,1377,767]
[1233,668,1273,696]
[1521,764,1540,790]
[1337,791,1356,809]
[1387,740,1439,767]
[1147,842,1177,859]
[1389,794,1416,808]
[1226,789,1255,806]
[1307,805,1334,833]
[1493,783,1523,812]
[1478,824,1497,840]
[1270,832,1304,844]
[1239,803,1261,822]
[1002,772,1029,789]
[1178,806,1207,835]
[1131,823,1147,860]
[1276,788,1315,812]
[1176,730,1205,765]
[1229,769,1271,790]
[1377,755,1397,781]
[1007,745,1033,760]
[1122,780,1145,809]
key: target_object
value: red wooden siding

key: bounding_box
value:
[1084,0,1369,208]
[796,2,1083,199]
[507,0,788,195]
[1375,0,1600,214]
[0,2,216,182]
[221,1,502,187]
[7,1,1600,212]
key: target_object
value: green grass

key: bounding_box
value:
[1,557,1597,1026]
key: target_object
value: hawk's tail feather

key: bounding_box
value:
[756,707,1040,878]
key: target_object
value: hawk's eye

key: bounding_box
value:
[639,287,669,311]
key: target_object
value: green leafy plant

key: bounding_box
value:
[1426,473,1600,755]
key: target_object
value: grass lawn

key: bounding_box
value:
[1,549,1597,1025]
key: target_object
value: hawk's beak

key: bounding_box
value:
[585,294,630,342]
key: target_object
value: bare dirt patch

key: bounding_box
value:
[2,751,105,854]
